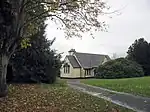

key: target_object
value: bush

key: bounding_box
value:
[95,58,144,79]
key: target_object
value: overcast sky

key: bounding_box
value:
[46,0,150,58]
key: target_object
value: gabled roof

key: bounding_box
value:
[66,51,111,69]
[74,52,110,68]
[66,55,81,68]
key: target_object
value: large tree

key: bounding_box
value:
[0,0,109,96]
[127,38,150,75]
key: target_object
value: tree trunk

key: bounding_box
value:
[0,54,9,97]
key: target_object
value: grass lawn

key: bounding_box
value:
[0,80,133,112]
[81,77,150,97]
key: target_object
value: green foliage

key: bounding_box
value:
[9,24,62,84]
[127,38,150,75]
[20,38,31,49]
[95,58,144,79]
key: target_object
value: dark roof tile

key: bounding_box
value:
[66,55,81,68]
[75,52,110,68]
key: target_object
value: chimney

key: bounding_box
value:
[68,49,76,55]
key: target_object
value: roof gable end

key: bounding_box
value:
[66,55,81,68]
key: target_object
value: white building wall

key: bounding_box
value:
[60,57,81,78]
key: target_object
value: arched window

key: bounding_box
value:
[63,63,70,74]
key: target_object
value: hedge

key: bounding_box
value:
[95,58,144,79]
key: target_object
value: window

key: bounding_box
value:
[85,69,91,76]
[63,63,70,74]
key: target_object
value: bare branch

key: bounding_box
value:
[22,10,49,28]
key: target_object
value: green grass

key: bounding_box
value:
[81,77,150,97]
[0,81,133,112]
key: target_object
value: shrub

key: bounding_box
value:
[95,58,144,79]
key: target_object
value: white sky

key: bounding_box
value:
[46,0,150,58]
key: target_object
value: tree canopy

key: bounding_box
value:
[127,38,150,75]
[1,0,109,55]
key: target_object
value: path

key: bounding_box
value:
[67,80,150,112]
